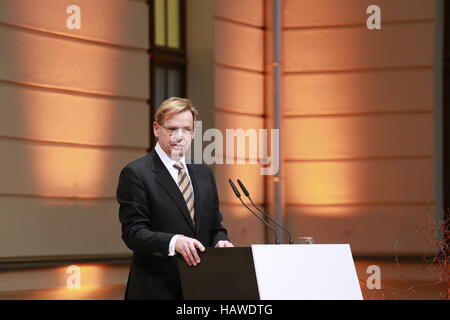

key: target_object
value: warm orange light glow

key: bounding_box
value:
[27,144,109,198]
[76,265,105,286]
[215,162,264,206]
[20,265,107,300]
[215,19,264,71]
[284,70,433,116]
[281,9,434,222]
[215,66,264,115]
[22,144,143,198]
[57,264,105,288]
[1,0,148,48]
[285,159,434,207]
[3,26,148,97]
[212,1,437,254]
[284,115,433,160]
[13,284,106,300]
[215,0,264,27]
[3,1,149,198]
[16,89,148,147]
[283,0,434,29]
[284,23,433,72]
[21,91,112,146]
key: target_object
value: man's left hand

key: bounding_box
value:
[215,240,234,248]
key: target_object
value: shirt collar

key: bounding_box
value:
[155,142,187,170]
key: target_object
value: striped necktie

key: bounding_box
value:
[173,161,195,224]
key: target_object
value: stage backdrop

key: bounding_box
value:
[0,0,441,262]
[0,0,149,258]
[214,0,440,255]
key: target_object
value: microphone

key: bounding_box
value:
[228,179,280,244]
[237,179,294,244]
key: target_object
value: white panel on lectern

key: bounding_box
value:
[251,244,363,300]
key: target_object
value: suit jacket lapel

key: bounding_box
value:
[186,164,203,234]
[150,150,195,233]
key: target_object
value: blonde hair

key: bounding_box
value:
[155,97,198,126]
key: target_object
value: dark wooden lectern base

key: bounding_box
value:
[177,247,260,300]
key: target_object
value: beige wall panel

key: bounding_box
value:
[0,83,149,148]
[220,204,265,246]
[0,0,148,48]
[284,69,433,115]
[214,111,265,130]
[215,0,264,27]
[215,20,264,71]
[286,204,435,255]
[284,113,433,159]
[284,0,434,28]
[0,139,145,198]
[0,26,148,98]
[284,22,433,71]
[213,111,265,161]
[215,65,264,115]
[285,159,434,204]
[0,196,129,258]
[215,163,264,205]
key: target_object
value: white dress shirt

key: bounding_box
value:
[154,142,190,256]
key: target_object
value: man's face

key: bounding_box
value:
[153,110,195,160]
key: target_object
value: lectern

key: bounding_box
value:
[177,244,363,300]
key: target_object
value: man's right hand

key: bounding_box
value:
[175,236,205,266]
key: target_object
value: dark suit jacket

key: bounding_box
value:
[116,149,229,300]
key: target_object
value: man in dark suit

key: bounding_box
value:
[117,97,234,300]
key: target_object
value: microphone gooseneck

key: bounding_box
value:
[228,179,280,245]
[237,179,294,244]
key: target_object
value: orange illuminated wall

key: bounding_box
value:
[214,0,437,255]
[214,0,266,245]
[282,0,436,255]
[0,0,149,258]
